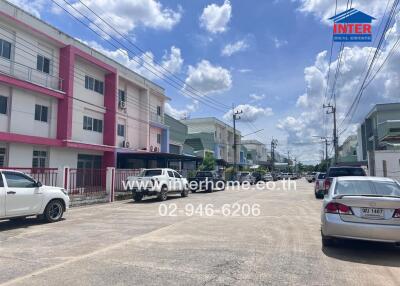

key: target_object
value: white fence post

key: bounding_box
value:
[106,167,116,202]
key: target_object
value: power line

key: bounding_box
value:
[338,0,399,135]
[51,0,230,113]
[74,0,230,110]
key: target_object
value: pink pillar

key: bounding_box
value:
[103,73,117,168]
[57,46,74,140]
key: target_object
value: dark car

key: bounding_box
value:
[189,171,226,193]
[323,166,366,194]
[251,171,264,183]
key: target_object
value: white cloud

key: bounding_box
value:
[278,13,400,150]
[273,37,288,48]
[249,94,265,102]
[238,68,252,73]
[53,0,182,37]
[9,0,45,18]
[221,40,249,56]
[165,102,198,120]
[223,104,273,122]
[200,0,232,34]
[297,0,388,25]
[81,40,183,80]
[184,60,232,95]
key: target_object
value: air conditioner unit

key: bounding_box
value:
[119,101,127,109]
[122,141,130,148]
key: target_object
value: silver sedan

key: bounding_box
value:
[321,176,400,247]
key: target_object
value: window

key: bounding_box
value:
[85,76,94,90]
[34,104,48,122]
[167,171,174,177]
[37,55,50,74]
[0,95,7,115]
[157,106,161,116]
[390,128,400,133]
[83,116,93,130]
[85,76,104,95]
[93,118,103,133]
[118,89,126,103]
[32,150,47,168]
[0,39,11,59]
[3,171,37,188]
[0,147,6,167]
[157,133,161,144]
[173,171,182,179]
[117,124,125,137]
[83,116,102,133]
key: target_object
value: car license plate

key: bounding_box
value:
[360,208,384,219]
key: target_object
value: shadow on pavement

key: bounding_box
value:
[0,217,65,232]
[323,239,400,267]
[124,195,184,204]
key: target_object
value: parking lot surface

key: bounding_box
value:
[1,179,400,286]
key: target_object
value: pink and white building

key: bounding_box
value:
[0,0,169,170]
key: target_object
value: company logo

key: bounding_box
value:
[329,8,376,42]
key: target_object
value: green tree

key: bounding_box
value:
[199,151,216,171]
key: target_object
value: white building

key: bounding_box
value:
[181,117,241,164]
[0,0,169,170]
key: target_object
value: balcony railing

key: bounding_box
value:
[0,57,63,92]
[150,112,165,124]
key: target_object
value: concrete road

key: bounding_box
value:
[1,179,400,286]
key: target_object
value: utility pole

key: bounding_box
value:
[271,139,278,172]
[287,150,290,172]
[323,104,338,165]
[232,106,243,176]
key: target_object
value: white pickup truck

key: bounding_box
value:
[0,170,70,223]
[126,168,189,202]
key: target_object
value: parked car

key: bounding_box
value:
[323,166,366,194]
[272,172,282,181]
[126,168,189,202]
[321,176,400,247]
[251,171,264,183]
[306,172,317,183]
[263,173,273,182]
[314,172,326,199]
[281,173,290,180]
[0,170,70,223]
[189,171,225,193]
[237,172,256,185]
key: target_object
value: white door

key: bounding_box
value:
[0,173,5,217]
[4,171,43,217]
[167,170,176,191]
[173,171,184,191]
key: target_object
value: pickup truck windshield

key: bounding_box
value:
[328,168,365,177]
[196,172,213,177]
[141,170,162,177]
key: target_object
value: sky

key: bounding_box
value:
[10,0,400,164]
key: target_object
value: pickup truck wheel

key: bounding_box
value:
[44,200,64,223]
[158,186,168,201]
[133,193,143,202]
[181,189,189,197]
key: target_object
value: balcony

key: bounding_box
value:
[0,57,63,92]
[377,120,400,142]
[150,112,165,125]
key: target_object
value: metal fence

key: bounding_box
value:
[68,168,106,196]
[3,167,58,186]
[115,169,141,192]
